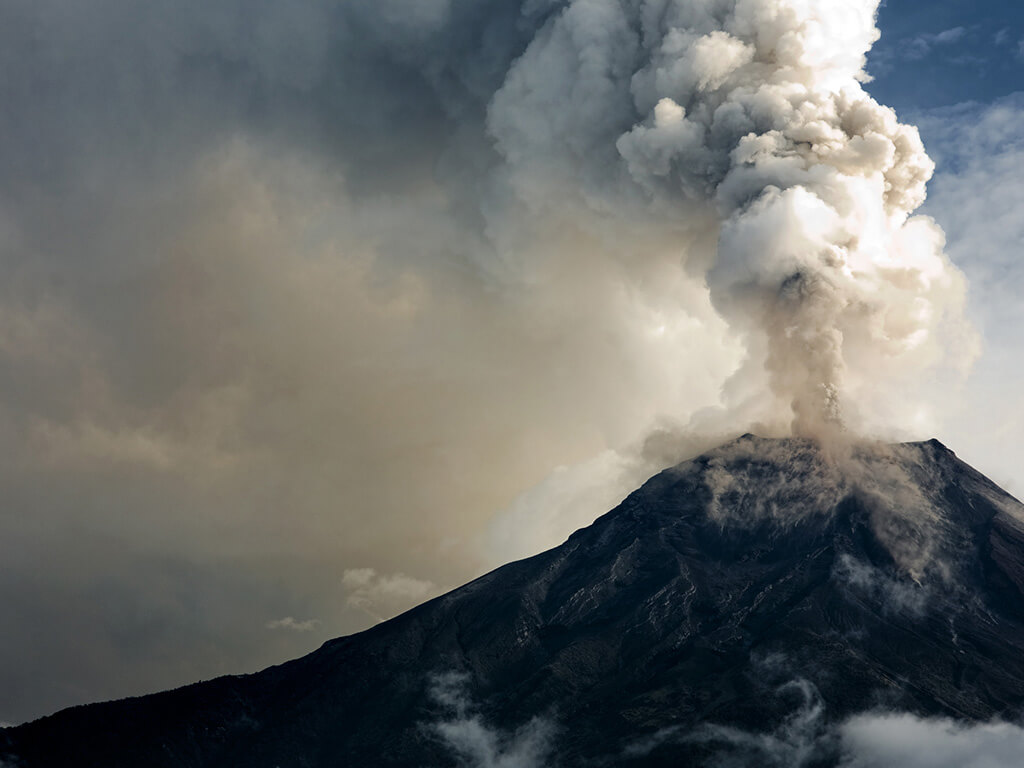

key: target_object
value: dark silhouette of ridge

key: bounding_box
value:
[4,435,1024,766]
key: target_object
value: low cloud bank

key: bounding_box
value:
[427,672,557,768]
[840,714,1024,768]
[624,677,1024,768]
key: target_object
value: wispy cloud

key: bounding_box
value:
[624,678,832,766]
[426,672,558,768]
[265,617,321,633]
[905,27,968,60]
[871,25,974,75]
[342,569,437,623]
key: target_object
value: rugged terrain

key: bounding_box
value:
[4,435,1024,766]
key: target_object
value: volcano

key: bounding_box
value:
[3,435,1024,766]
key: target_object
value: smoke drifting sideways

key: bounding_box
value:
[2,0,974,442]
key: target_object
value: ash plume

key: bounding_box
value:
[2,0,972,444]
[489,0,971,437]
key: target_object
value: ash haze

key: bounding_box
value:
[0,0,1020,726]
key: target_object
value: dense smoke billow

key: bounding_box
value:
[0,0,977,721]
[492,0,972,437]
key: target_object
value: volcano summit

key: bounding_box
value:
[4,435,1024,766]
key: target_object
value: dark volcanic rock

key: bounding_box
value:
[4,435,1024,766]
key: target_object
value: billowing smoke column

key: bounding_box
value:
[485,0,966,437]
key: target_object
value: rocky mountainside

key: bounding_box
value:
[4,435,1024,767]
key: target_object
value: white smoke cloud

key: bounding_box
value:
[492,5,954,439]
[427,672,557,768]
[479,0,974,440]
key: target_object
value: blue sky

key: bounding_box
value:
[869,1,1024,110]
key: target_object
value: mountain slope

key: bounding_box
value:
[4,435,1024,766]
